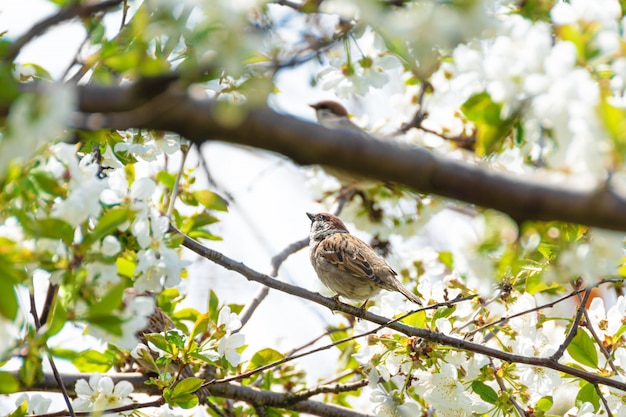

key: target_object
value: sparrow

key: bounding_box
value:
[310,100,369,135]
[309,100,377,189]
[307,212,422,305]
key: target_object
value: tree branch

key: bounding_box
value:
[3,0,124,62]
[68,82,626,231]
[169,225,626,392]
[20,372,373,417]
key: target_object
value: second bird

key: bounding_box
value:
[307,212,422,306]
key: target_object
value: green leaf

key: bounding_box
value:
[0,371,20,393]
[87,208,134,244]
[461,92,515,156]
[144,333,171,353]
[576,382,600,411]
[86,314,125,337]
[15,213,74,246]
[116,256,136,278]
[535,396,553,412]
[31,171,65,196]
[189,212,219,229]
[88,282,125,317]
[71,349,114,373]
[157,171,176,189]
[208,290,219,322]
[171,307,201,323]
[193,190,228,211]
[8,399,27,417]
[0,280,18,320]
[172,377,203,397]
[432,306,456,324]
[567,330,599,368]
[437,251,454,270]
[599,85,626,162]
[246,348,284,372]
[525,273,562,294]
[471,380,498,404]
[188,229,222,241]
[189,313,209,340]
[171,393,199,409]
[44,301,67,338]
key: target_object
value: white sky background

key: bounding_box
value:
[0,1,480,414]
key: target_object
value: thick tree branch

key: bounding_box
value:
[69,82,626,231]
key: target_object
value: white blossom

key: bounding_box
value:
[73,374,133,412]
[217,333,245,366]
[14,393,52,415]
[370,389,421,417]
[218,306,242,332]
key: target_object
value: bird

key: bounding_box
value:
[307,212,422,306]
[310,100,369,135]
[309,100,379,189]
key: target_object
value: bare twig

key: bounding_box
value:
[29,288,76,417]
[205,398,229,417]
[39,284,58,327]
[287,380,369,403]
[4,0,124,62]
[550,287,593,362]
[31,399,163,417]
[166,139,189,218]
[285,327,350,358]
[595,383,614,417]
[489,358,525,416]
[465,287,586,338]
[583,307,619,375]
[238,236,309,329]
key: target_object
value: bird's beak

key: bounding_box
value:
[306,212,316,221]
[309,103,318,110]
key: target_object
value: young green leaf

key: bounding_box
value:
[567,330,599,369]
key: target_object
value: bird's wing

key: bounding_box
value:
[318,233,392,288]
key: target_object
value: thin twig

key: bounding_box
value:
[4,0,124,62]
[595,383,614,417]
[29,288,76,417]
[39,284,58,327]
[31,399,163,417]
[550,287,593,362]
[583,306,619,375]
[466,287,586,338]
[120,0,129,31]
[287,380,369,403]
[489,358,525,416]
[205,398,229,417]
[238,236,310,330]
[166,139,189,218]
[285,327,350,358]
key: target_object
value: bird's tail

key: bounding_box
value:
[397,284,423,305]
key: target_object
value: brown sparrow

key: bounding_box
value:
[307,212,422,305]
[310,100,369,135]
[310,100,378,189]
